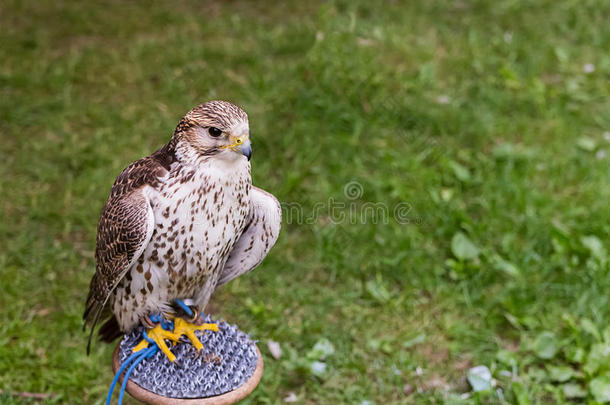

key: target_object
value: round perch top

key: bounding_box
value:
[114,316,262,403]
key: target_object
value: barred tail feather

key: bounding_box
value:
[84,300,104,355]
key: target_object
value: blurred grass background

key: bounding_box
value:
[1,0,609,404]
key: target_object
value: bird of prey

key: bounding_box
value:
[84,101,281,360]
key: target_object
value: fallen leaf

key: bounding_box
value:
[467,365,492,392]
[563,383,587,399]
[590,375,610,403]
[267,340,282,360]
[533,331,558,359]
[308,338,335,360]
[449,160,471,182]
[547,365,573,382]
[451,232,480,261]
[310,361,327,376]
[576,137,596,152]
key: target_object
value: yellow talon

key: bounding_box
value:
[130,315,218,362]
[133,323,181,362]
[172,317,219,352]
[132,339,149,353]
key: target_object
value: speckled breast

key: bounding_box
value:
[113,164,251,330]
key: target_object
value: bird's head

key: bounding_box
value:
[172,100,252,164]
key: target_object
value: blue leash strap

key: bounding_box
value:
[106,350,143,405]
[117,346,158,405]
[105,307,181,404]
[106,330,159,405]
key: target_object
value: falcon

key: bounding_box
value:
[84,101,281,360]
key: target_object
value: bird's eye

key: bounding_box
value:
[208,127,222,137]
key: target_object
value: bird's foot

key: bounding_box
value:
[171,299,219,353]
[172,316,219,353]
[133,322,181,363]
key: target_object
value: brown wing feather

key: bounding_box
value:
[83,144,175,352]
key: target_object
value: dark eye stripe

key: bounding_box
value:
[208,127,222,137]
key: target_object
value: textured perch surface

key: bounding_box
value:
[114,316,261,402]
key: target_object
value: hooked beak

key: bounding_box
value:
[239,140,252,161]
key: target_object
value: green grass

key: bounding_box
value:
[1,0,610,403]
